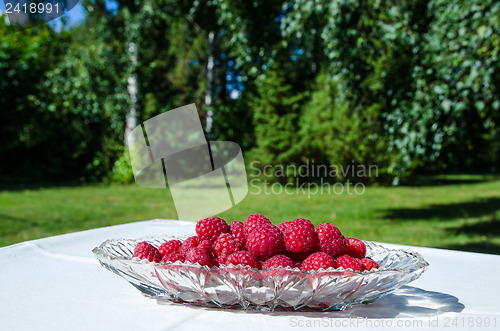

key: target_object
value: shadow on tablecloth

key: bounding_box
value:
[306,285,465,319]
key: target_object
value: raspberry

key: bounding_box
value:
[361,257,379,271]
[300,252,335,271]
[224,251,258,268]
[334,255,363,271]
[133,242,162,263]
[213,233,240,263]
[161,252,185,263]
[244,214,271,236]
[185,247,212,266]
[262,222,283,236]
[180,236,200,257]
[283,218,319,259]
[262,255,294,269]
[317,223,346,257]
[345,238,366,259]
[197,239,214,257]
[158,240,182,257]
[277,221,292,234]
[246,224,285,261]
[196,217,230,243]
[230,221,246,248]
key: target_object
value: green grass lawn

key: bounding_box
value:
[1,174,500,255]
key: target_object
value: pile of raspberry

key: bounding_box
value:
[132,214,379,272]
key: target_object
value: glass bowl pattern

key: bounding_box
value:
[92,236,428,311]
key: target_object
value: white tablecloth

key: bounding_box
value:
[1,219,499,331]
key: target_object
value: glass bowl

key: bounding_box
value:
[92,235,428,311]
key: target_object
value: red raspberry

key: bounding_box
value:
[133,242,162,263]
[317,223,346,257]
[300,252,335,271]
[230,221,246,248]
[345,238,366,259]
[262,222,283,236]
[185,247,212,266]
[278,221,292,234]
[334,255,363,271]
[293,260,302,269]
[161,252,185,263]
[213,233,240,263]
[196,217,230,243]
[244,214,271,236]
[158,240,182,257]
[224,251,258,268]
[246,224,285,261]
[361,257,379,271]
[197,239,214,257]
[283,218,319,259]
[180,236,200,257]
[262,255,294,269]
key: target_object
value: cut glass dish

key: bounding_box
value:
[92,235,428,311]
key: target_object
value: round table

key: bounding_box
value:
[1,219,499,330]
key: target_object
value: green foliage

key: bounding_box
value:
[1,0,499,185]
[280,0,499,182]
[132,0,208,118]
[197,0,285,79]
[211,97,255,150]
[277,0,416,182]
[42,25,130,181]
[0,18,74,184]
[298,72,393,182]
[111,151,134,183]
[407,0,500,172]
[249,69,308,181]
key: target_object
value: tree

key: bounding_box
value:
[404,0,500,173]
[0,17,74,185]
[279,0,500,181]
[249,68,308,182]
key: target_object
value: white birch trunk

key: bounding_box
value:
[125,41,138,143]
[205,31,215,133]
